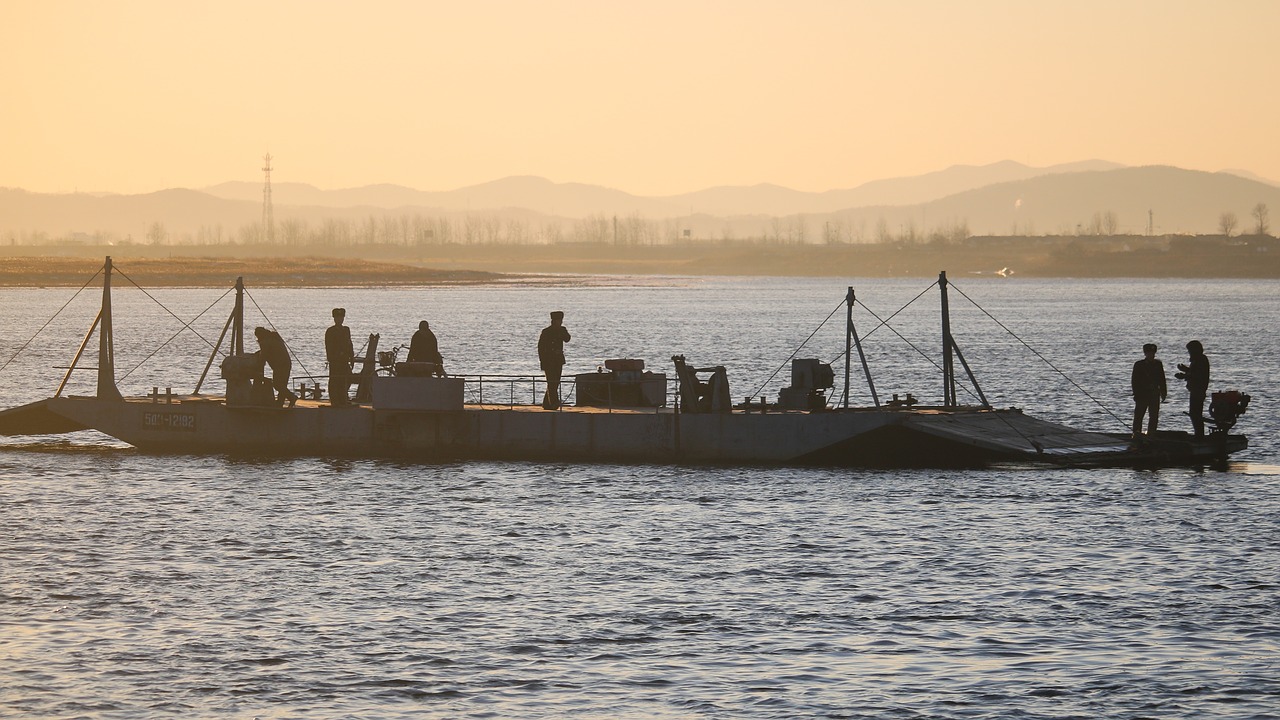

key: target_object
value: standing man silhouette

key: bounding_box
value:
[325,307,354,406]
[1176,340,1210,436]
[538,311,570,410]
[1131,342,1167,440]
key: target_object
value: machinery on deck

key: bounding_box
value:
[777,359,835,411]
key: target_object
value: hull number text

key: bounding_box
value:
[143,412,197,432]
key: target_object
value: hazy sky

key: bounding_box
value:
[3,1,1278,195]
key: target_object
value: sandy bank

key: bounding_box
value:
[0,256,517,288]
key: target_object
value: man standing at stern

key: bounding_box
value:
[1175,340,1211,437]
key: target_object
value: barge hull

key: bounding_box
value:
[16,396,1244,468]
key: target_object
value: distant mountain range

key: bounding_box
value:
[198,159,1129,217]
[3,161,1278,242]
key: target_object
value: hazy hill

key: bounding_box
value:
[912,166,1279,236]
[4,164,1278,241]
[1221,168,1280,187]
[198,160,1121,218]
[663,159,1125,216]
[203,176,687,217]
[666,167,1280,239]
[821,159,1124,208]
[0,188,258,241]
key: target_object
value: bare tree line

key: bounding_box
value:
[6,203,1272,248]
[1218,203,1270,237]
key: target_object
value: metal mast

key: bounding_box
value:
[262,153,275,244]
[939,271,956,407]
[843,286,878,409]
[194,276,245,395]
[97,257,122,400]
[938,270,989,409]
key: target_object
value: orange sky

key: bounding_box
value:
[2,1,1278,195]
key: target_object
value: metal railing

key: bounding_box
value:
[453,373,673,412]
[286,370,676,411]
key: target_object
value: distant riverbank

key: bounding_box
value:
[0,255,514,287]
[3,235,1279,283]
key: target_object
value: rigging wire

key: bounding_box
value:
[858,281,938,342]
[117,286,234,383]
[823,281,970,401]
[947,281,1128,430]
[114,267,221,351]
[822,280,955,405]
[827,297,982,405]
[750,297,847,398]
[833,287,1042,451]
[0,266,103,375]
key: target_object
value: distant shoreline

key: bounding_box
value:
[2,236,1278,285]
[0,256,517,288]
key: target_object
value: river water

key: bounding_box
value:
[1,274,1278,718]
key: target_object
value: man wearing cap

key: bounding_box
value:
[1131,342,1167,440]
[1175,340,1210,437]
[538,311,571,410]
[326,307,354,406]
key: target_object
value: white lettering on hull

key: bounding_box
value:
[142,412,197,432]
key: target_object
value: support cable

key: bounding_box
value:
[837,294,1038,450]
[850,299,981,403]
[0,267,103,375]
[825,285,984,407]
[118,286,234,383]
[857,281,938,342]
[750,298,846,398]
[114,267,221,350]
[947,281,1128,430]
[822,281,1056,454]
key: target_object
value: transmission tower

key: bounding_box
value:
[261,153,275,244]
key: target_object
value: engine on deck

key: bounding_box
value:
[220,353,277,407]
[777,359,834,411]
[1207,390,1251,433]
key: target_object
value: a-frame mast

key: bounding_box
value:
[843,285,879,409]
[97,257,122,401]
[195,276,245,395]
[938,270,989,409]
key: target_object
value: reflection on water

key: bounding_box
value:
[1,276,1278,718]
[1234,462,1280,476]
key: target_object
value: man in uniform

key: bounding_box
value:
[325,308,354,405]
[537,311,571,410]
[1131,342,1167,440]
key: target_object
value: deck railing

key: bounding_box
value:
[292,370,676,411]
[454,373,672,412]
